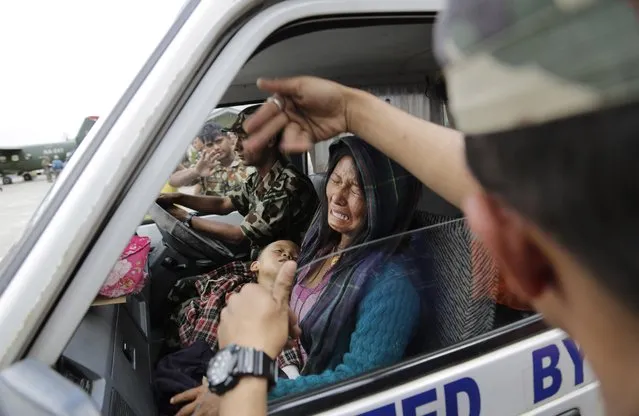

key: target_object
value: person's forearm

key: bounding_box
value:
[191,217,245,244]
[219,377,267,416]
[177,194,234,215]
[169,167,200,187]
[345,88,478,208]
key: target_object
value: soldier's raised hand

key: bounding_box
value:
[242,76,351,154]
[194,149,219,177]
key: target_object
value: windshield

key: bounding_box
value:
[0,0,184,288]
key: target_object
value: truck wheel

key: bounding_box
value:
[2,176,12,185]
[23,173,33,181]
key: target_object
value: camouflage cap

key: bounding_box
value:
[434,0,639,134]
[229,104,262,137]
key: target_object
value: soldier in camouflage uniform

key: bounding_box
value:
[199,154,254,196]
[158,105,318,258]
[169,122,253,197]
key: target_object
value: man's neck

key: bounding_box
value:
[255,154,278,178]
[219,153,234,167]
[570,292,639,415]
[590,334,639,415]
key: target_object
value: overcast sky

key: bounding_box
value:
[0,0,183,146]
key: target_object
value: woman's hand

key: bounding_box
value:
[219,261,297,358]
[172,378,220,416]
[243,76,355,153]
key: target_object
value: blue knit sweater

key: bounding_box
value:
[269,263,420,399]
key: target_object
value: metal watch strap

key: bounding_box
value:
[234,347,278,388]
[184,212,195,228]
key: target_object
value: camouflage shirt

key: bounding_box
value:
[228,158,319,258]
[200,158,254,197]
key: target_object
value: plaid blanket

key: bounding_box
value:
[166,261,303,369]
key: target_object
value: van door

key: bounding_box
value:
[310,329,604,416]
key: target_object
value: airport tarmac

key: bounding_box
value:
[0,174,195,262]
[0,174,52,261]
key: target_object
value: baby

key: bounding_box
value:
[231,239,299,298]
[167,240,300,350]
[156,241,302,415]
[226,240,302,378]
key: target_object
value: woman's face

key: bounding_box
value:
[326,156,367,245]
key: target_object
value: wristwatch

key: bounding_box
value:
[183,212,195,228]
[206,344,278,395]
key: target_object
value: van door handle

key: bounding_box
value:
[122,341,136,370]
[556,409,580,416]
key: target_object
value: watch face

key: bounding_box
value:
[207,348,238,386]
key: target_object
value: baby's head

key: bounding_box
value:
[250,240,300,289]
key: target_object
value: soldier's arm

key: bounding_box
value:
[190,217,245,244]
[347,88,476,208]
[219,377,267,416]
[175,194,236,215]
[169,167,201,187]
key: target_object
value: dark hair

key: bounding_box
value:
[465,100,639,313]
[312,145,367,254]
[197,122,225,144]
[298,137,421,273]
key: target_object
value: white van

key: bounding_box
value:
[0,0,604,415]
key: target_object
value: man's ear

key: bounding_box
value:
[463,192,555,304]
[250,261,259,273]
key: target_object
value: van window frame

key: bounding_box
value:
[20,5,545,409]
[270,316,547,415]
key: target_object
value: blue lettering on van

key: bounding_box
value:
[402,388,437,416]
[360,403,396,416]
[562,339,584,386]
[361,377,481,416]
[445,377,481,416]
[532,344,562,403]
[532,338,584,404]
